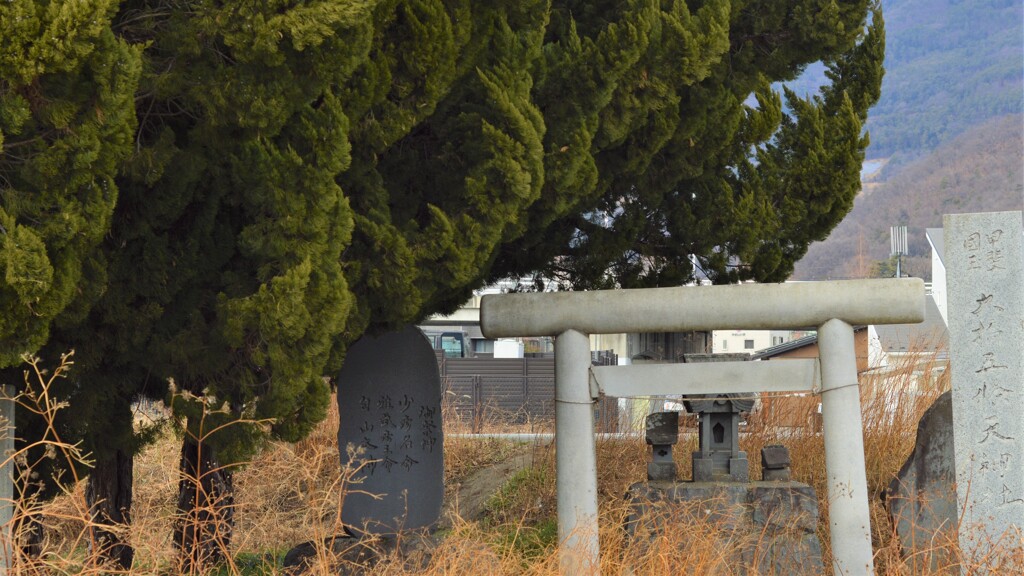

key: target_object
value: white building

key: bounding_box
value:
[711,329,812,354]
[925,228,949,325]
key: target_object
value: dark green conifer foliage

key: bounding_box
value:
[91,0,368,450]
[0,0,141,366]
[3,0,884,568]
[338,0,550,343]
[102,0,366,567]
[16,0,370,567]
[489,1,883,289]
[0,0,141,562]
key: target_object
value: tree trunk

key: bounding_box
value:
[174,436,234,574]
[85,448,134,569]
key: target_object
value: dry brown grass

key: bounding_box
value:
[4,343,1022,574]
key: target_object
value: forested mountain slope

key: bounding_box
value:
[868,0,1021,165]
[791,114,1024,281]
[785,0,1022,165]
[790,0,1022,281]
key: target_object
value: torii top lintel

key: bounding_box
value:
[480,278,925,338]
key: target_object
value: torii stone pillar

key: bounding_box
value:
[481,278,924,575]
[1,385,14,575]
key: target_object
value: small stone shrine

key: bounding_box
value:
[685,394,755,482]
[625,409,822,575]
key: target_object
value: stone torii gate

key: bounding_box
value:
[481,278,924,575]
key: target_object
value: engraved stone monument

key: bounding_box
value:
[886,391,958,573]
[337,325,444,535]
[944,211,1023,564]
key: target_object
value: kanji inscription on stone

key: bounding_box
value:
[944,211,1023,562]
[337,325,444,534]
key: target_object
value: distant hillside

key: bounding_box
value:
[791,114,1024,281]
[785,0,1022,167]
[866,0,1023,166]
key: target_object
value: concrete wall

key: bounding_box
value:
[439,357,619,431]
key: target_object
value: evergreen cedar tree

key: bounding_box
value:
[1,0,882,565]
[1,6,142,559]
[0,0,141,368]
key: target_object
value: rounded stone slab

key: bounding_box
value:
[337,325,444,535]
[645,411,680,445]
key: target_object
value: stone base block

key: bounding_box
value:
[624,481,823,576]
[763,468,791,482]
[692,453,749,482]
[283,530,444,575]
[730,457,749,482]
[692,456,715,482]
[647,461,677,482]
[761,444,791,469]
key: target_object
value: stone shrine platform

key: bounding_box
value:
[624,481,823,576]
